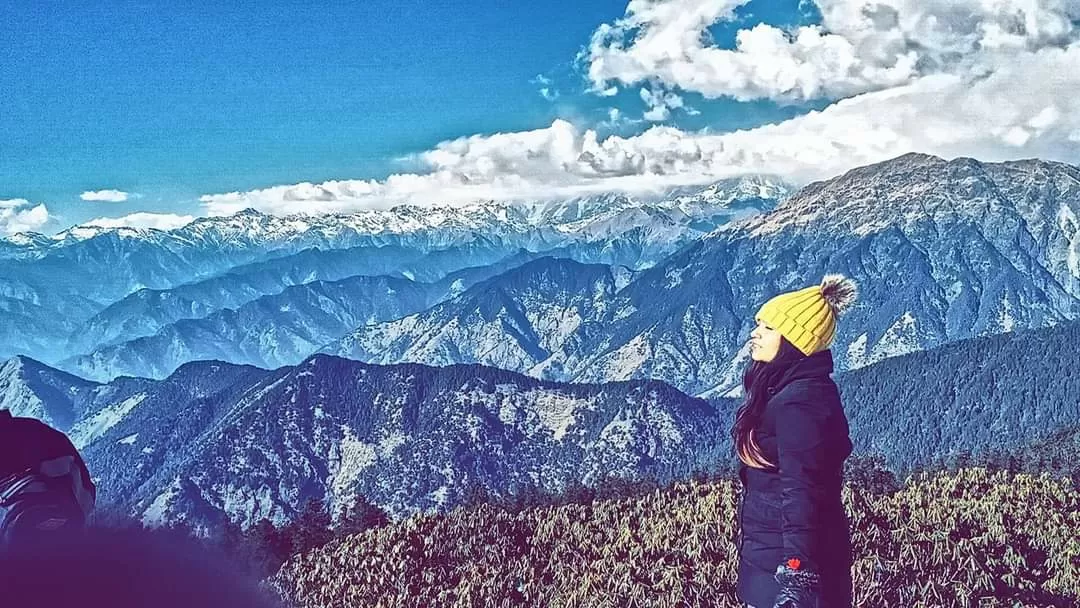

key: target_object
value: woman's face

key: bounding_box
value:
[749,318,782,362]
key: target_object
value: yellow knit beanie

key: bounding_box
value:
[755,274,859,356]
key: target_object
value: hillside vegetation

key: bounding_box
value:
[268,468,1078,607]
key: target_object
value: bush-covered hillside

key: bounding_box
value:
[267,468,1078,608]
[836,321,1080,476]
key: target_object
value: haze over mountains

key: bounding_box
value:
[0,177,787,371]
[1,154,1078,530]
[8,154,1078,397]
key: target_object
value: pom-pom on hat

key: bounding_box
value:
[755,274,858,356]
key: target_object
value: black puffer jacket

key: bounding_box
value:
[736,349,854,608]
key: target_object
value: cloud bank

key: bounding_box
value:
[0,199,50,235]
[585,0,1079,102]
[196,0,1080,216]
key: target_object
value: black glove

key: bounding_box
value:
[772,561,820,608]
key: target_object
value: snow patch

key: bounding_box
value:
[529,390,580,441]
[329,425,377,499]
[599,333,651,381]
[998,294,1016,332]
[700,341,753,398]
[377,430,406,455]
[665,266,685,288]
[490,384,584,441]
[141,478,181,527]
[534,306,582,350]
[598,412,634,449]
[117,433,138,445]
[1058,203,1080,277]
[648,408,683,445]
[846,333,869,369]
[870,312,920,362]
[429,485,450,506]
[215,483,279,528]
[69,393,148,448]
[611,303,637,321]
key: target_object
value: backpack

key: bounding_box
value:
[0,410,96,550]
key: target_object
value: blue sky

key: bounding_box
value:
[3,0,1079,234]
[0,0,820,231]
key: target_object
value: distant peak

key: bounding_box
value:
[166,358,257,379]
[0,355,97,385]
[839,152,948,178]
[892,152,945,164]
[2,231,49,246]
[2,354,52,374]
[1,355,27,371]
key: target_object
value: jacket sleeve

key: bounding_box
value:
[774,394,833,573]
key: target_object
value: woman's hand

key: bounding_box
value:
[771,562,820,608]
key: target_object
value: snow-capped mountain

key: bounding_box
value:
[71,355,725,532]
[325,154,1080,396]
[0,178,789,364]
[590,153,1080,395]
[515,175,785,235]
[3,175,790,261]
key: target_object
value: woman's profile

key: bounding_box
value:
[732,274,858,608]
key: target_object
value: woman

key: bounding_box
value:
[732,275,857,608]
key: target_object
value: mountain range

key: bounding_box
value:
[60,248,576,380]
[3,316,1078,531]
[1,154,1077,533]
[10,354,725,531]
[330,154,1080,396]
[0,177,788,367]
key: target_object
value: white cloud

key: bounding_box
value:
[199,40,1080,216]
[85,212,195,231]
[0,199,50,235]
[531,74,560,101]
[584,0,1080,103]
[80,189,131,202]
[595,107,648,133]
[692,44,1080,181]
[639,86,688,121]
[196,2,1080,217]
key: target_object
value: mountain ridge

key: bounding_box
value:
[328,154,1080,396]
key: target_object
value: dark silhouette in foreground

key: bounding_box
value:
[0,409,96,552]
[0,525,283,608]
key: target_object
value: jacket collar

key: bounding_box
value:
[770,349,834,393]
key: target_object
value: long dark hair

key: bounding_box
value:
[730,336,806,469]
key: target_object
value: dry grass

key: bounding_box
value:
[268,468,1078,608]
